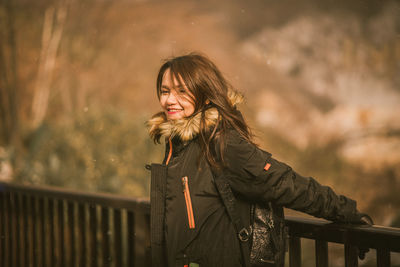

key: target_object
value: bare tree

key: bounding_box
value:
[0,0,19,147]
[31,1,69,129]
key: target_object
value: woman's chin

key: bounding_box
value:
[167,113,184,120]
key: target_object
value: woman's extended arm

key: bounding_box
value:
[221,129,365,223]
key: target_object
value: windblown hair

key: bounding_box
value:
[155,52,253,169]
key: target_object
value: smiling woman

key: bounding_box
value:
[159,69,195,120]
[147,53,372,267]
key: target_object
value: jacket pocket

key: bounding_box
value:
[243,148,272,178]
[182,176,195,229]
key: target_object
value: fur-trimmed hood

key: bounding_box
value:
[147,91,244,142]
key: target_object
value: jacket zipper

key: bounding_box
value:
[165,137,172,165]
[182,176,195,229]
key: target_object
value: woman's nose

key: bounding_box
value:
[166,91,178,104]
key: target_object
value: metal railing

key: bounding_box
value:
[285,215,400,267]
[0,182,150,267]
[1,181,400,267]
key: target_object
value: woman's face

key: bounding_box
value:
[160,68,195,120]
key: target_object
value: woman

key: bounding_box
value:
[147,53,371,267]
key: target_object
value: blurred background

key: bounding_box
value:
[1,0,399,243]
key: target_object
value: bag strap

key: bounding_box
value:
[213,175,251,267]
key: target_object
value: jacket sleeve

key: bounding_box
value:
[222,130,359,223]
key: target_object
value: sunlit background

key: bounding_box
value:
[1,0,399,255]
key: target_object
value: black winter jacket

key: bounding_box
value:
[148,94,360,267]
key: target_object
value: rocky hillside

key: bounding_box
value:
[242,2,400,170]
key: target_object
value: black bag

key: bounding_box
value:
[249,202,286,267]
[213,175,287,267]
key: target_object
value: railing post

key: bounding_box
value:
[345,244,358,267]
[114,209,122,267]
[289,236,301,267]
[43,197,51,267]
[49,199,56,267]
[78,203,86,267]
[315,240,328,267]
[18,194,25,267]
[377,248,390,267]
[58,200,65,267]
[10,192,18,267]
[25,195,35,267]
[0,190,4,267]
[1,192,10,267]
[89,204,98,267]
[17,193,24,267]
[67,201,75,267]
[37,197,45,267]
[101,207,111,267]
[32,196,37,267]
[47,198,56,266]
[127,211,135,267]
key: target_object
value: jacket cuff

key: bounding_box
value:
[334,196,359,222]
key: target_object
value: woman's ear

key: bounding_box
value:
[205,99,210,105]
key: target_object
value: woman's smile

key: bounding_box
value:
[167,108,183,113]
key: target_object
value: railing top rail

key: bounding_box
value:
[0,181,150,212]
[285,215,400,252]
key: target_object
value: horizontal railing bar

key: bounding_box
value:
[285,215,400,252]
[0,182,149,212]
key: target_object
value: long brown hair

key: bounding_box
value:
[156,52,253,169]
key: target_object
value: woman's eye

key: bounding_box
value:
[161,90,169,95]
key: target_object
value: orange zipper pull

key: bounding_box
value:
[182,176,188,192]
